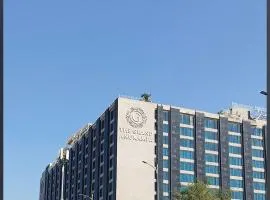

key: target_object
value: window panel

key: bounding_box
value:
[230,168,242,177]
[229,157,242,166]
[207,177,219,186]
[163,148,169,156]
[254,193,265,200]
[230,179,243,188]
[251,127,263,137]
[205,165,219,174]
[228,122,241,133]
[110,110,114,121]
[231,191,243,199]
[205,131,218,140]
[180,150,194,159]
[163,124,169,133]
[180,139,194,148]
[205,142,218,151]
[180,114,194,125]
[163,160,169,168]
[163,183,169,192]
[252,149,264,158]
[229,135,241,144]
[163,111,169,121]
[252,160,264,168]
[110,123,114,132]
[180,127,194,137]
[163,136,169,144]
[180,162,194,171]
[163,171,169,180]
[253,182,265,191]
[204,118,218,129]
[253,171,265,179]
[252,138,263,147]
[179,174,194,183]
[205,154,219,163]
[229,146,242,154]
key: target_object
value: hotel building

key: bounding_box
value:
[39,97,267,200]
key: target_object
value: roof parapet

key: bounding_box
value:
[118,94,143,101]
[67,123,92,146]
[218,102,266,121]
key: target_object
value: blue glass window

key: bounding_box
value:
[163,124,169,133]
[229,135,241,144]
[163,171,169,180]
[230,168,242,177]
[180,127,194,137]
[254,193,265,200]
[251,127,263,137]
[180,162,194,171]
[205,142,218,151]
[252,138,263,147]
[252,149,264,158]
[229,146,242,154]
[205,131,218,140]
[163,183,169,192]
[205,165,219,174]
[180,150,194,159]
[228,122,241,133]
[180,187,187,192]
[252,160,264,168]
[205,154,219,163]
[163,148,169,156]
[180,114,193,125]
[163,160,169,168]
[163,136,168,144]
[230,179,243,188]
[179,174,194,183]
[207,177,219,186]
[229,157,242,166]
[253,182,265,190]
[180,139,194,148]
[163,111,169,121]
[231,191,243,199]
[204,118,218,129]
[253,171,265,179]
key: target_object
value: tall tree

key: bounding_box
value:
[172,181,231,200]
[212,189,231,200]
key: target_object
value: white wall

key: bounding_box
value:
[116,97,157,200]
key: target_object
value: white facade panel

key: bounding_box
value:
[116,98,157,200]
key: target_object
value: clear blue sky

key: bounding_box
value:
[5,0,266,199]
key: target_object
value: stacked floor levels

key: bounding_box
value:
[39,97,267,200]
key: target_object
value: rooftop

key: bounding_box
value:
[66,96,266,147]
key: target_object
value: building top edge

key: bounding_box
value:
[118,96,266,123]
[66,123,92,146]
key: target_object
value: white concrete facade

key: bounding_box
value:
[116,98,157,200]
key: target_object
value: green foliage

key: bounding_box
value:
[212,189,232,200]
[140,93,151,102]
[172,181,231,200]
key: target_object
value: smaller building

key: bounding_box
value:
[39,148,69,200]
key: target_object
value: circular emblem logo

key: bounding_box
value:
[126,107,147,128]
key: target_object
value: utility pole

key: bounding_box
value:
[142,161,159,200]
